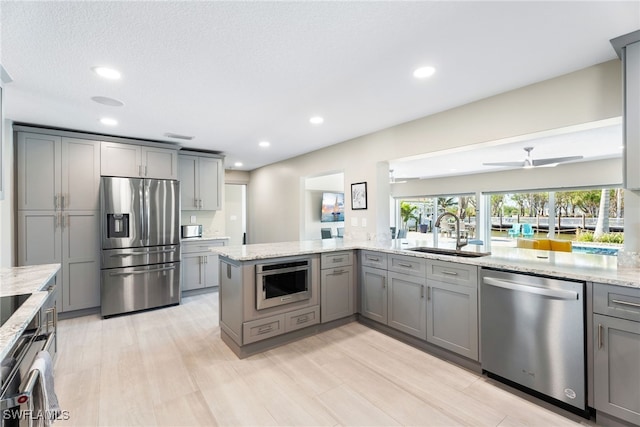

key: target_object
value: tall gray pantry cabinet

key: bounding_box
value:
[16,132,101,313]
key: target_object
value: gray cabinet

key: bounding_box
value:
[593,284,640,425]
[17,134,100,211]
[179,153,223,210]
[181,239,227,291]
[17,132,101,313]
[427,260,478,360]
[388,271,426,339]
[101,141,178,179]
[360,265,388,324]
[320,251,355,323]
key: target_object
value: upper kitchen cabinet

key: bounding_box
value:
[17,133,100,211]
[179,151,223,210]
[611,31,640,190]
[101,141,178,180]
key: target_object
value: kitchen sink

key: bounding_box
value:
[405,247,490,258]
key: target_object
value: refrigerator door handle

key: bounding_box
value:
[109,265,176,276]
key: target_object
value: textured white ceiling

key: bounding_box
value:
[1,1,639,171]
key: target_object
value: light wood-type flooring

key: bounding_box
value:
[54,292,597,427]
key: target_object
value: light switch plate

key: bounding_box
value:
[351,217,358,227]
[190,215,196,224]
[361,218,367,227]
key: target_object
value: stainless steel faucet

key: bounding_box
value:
[434,212,468,251]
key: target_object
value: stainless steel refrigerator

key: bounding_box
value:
[100,177,181,317]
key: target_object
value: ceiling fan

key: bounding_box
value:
[483,146,583,169]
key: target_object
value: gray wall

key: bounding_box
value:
[248,60,623,244]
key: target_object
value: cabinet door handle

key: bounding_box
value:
[368,256,380,262]
[145,165,148,176]
[54,194,59,209]
[296,316,309,324]
[598,323,603,349]
[333,258,343,263]
[257,325,273,334]
[204,256,208,264]
[199,199,203,209]
[427,286,431,301]
[382,277,386,289]
[397,262,413,268]
[61,194,66,209]
[611,299,640,309]
[441,270,458,276]
[421,285,424,299]
[333,269,345,275]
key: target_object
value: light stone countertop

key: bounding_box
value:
[209,239,640,289]
[0,264,61,361]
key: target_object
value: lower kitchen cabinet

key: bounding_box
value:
[426,260,478,360]
[360,265,388,324]
[18,210,100,313]
[388,271,427,339]
[181,239,227,292]
[320,251,355,323]
[593,283,640,426]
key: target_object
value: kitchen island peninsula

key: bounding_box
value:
[213,239,640,425]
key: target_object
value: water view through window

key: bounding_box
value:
[396,188,624,255]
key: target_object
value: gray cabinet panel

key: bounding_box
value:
[321,265,354,323]
[204,254,219,287]
[101,141,140,177]
[61,138,100,210]
[360,266,387,323]
[427,280,478,360]
[182,253,205,291]
[17,133,60,210]
[62,211,100,311]
[179,155,198,209]
[142,146,178,180]
[17,211,62,265]
[594,314,640,425]
[178,154,222,210]
[199,156,221,210]
[388,271,427,339]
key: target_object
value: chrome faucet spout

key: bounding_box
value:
[434,212,468,251]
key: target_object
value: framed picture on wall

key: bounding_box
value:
[351,182,367,210]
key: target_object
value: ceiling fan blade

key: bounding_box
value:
[531,155,583,166]
[482,161,525,167]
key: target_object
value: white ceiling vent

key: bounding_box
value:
[164,132,194,140]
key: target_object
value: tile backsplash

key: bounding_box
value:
[181,210,225,237]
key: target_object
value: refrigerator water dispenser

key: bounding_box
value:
[107,213,130,238]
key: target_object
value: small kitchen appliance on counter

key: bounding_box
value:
[181,225,203,239]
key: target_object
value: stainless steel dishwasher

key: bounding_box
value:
[480,269,586,413]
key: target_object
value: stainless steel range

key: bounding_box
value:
[100,177,181,317]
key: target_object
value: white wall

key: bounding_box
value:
[248,60,623,244]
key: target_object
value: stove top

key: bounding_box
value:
[0,293,32,328]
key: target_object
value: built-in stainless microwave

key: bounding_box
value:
[255,258,311,310]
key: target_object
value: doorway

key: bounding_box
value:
[225,184,247,245]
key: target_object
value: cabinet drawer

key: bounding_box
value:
[182,240,225,254]
[360,251,388,269]
[389,254,426,278]
[243,314,285,344]
[594,283,640,322]
[428,260,477,287]
[321,251,353,269]
[284,305,320,332]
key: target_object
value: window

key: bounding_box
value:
[486,188,624,255]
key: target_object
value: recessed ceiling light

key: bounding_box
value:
[234,162,243,167]
[310,116,324,125]
[413,66,436,79]
[100,117,118,126]
[91,96,124,107]
[259,141,270,148]
[92,66,121,80]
